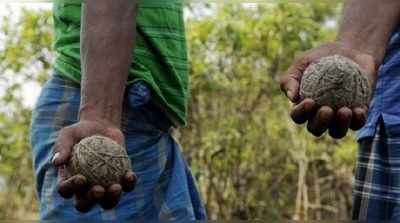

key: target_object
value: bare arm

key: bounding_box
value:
[80,0,138,126]
[53,0,139,212]
[338,0,400,66]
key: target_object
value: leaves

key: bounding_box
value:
[0,7,53,219]
[0,1,356,220]
[178,2,354,220]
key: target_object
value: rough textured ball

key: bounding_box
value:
[66,135,131,187]
[300,55,371,110]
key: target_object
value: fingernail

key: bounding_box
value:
[52,152,60,165]
[286,91,294,100]
[126,173,135,182]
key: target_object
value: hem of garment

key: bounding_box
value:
[357,113,400,141]
[357,126,377,142]
[357,116,380,141]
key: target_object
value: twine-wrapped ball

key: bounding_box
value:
[300,55,371,110]
[66,135,131,187]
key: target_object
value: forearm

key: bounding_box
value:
[337,0,400,65]
[79,0,138,126]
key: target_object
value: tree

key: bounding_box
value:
[0,8,52,219]
[181,2,354,220]
[0,1,357,220]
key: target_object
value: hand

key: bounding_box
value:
[280,42,377,139]
[52,119,137,212]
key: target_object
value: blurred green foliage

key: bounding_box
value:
[0,8,52,219]
[0,1,358,220]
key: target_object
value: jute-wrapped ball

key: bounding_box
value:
[66,135,131,187]
[300,55,371,110]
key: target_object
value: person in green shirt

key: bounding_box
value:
[29,0,207,220]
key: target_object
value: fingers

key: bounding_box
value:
[121,171,137,192]
[74,184,124,212]
[58,170,106,213]
[350,107,367,131]
[291,103,361,138]
[298,105,365,138]
[68,182,126,212]
[281,56,311,103]
[290,99,317,124]
[100,184,123,210]
[57,174,87,199]
[58,174,110,213]
[96,172,138,210]
[307,106,335,137]
[74,193,94,213]
[329,107,353,139]
[53,127,77,167]
[90,185,106,202]
[280,74,300,102]
[74,185,105,213]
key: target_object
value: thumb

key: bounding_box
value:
[281,56,311,103]
[285,82,299,102]
[280,70,301,103]
[53,128,77,167]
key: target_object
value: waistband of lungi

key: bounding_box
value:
[51,73,173,133]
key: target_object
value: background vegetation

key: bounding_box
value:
[0,1,358,220]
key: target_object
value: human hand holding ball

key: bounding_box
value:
[280,42,376,138]
[52,120,137,212]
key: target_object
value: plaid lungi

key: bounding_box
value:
[353,118,400,220]
[29,74,207,220]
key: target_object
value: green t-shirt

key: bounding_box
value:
[53,0,188,126]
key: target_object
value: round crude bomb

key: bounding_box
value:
[66,135,131,187]
[299,55,371,110]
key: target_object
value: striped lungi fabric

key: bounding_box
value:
[29,74,207,221]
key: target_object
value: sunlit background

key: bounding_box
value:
[0,1,358,220]
[0,2,50,108]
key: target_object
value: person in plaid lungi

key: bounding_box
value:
[281,0,400,220]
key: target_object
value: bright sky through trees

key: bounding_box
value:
[0,3,51,108]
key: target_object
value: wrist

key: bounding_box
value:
[336,39,384,66]
[329,40,381,74]
[78,103,122,127]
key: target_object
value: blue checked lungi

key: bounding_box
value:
[353,119,400,220]
[29,74,207,220]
